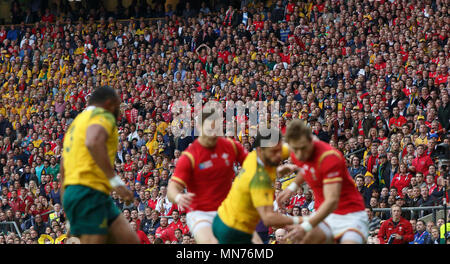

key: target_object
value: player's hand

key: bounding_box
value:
[115,186,134,203]
[394,234,403,240]
[284,225,306,244]
[276,188,294,207]
[277,164,299,178]
[176,192,195,211]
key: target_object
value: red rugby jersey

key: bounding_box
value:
[290,140,365,215]
[171,137,247,212]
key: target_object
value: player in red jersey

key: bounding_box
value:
[167,108,248,243]
[277,119,369,244]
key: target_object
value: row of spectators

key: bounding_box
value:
[0,0,449,244]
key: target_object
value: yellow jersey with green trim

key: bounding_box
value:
[62,106,118,195]
[217,151,279,235]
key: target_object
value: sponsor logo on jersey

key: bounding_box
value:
[199,160,213,170]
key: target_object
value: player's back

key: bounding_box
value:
[217,151,277,235]
[291,139,365,215]
[62,106,118,195]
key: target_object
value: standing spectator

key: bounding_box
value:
[378,205,414,244]
[390,163,412,198]
[411,145,434,176]
[348,156,366,179]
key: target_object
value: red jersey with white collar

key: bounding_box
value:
[171,137,247,211]
[290,140,365,215]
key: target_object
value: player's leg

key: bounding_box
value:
[105,194,139,244]
[187,211,218,244]
[63,185,111,244]
[212,214,253,244]
[79,234,108,244]
[108,214,140,244]
[301,222,334,244]
[193,223,218,244]
[340,230,365,244]
[332,211,369,244]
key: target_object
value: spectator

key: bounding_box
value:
[378,205,414,244]
[155,216,176,243]
[348,156,366,179]
[365,207,381,236]
[426,226,441,244]
[130,221,150,244]
[410,220,431,244]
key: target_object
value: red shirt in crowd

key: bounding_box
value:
[168,219,183,231]
[389,115,407,129]
[155,225,177,243]
[411,153,434,176]
[290,140,366,215]
[390,173,412,197]
[378,217,414,244]
[136,229,150,244]
[171,137,247,212]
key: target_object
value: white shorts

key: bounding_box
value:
[186,211,217,235]
[322,210,369,243]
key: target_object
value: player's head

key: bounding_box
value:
[255,129,283,166]
[198,107,220,148]
[285,119,314,161]
[88,86,120,119]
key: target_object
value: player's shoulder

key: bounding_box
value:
[315,140,343,164]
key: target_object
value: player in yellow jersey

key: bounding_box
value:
[61,86,139,244]
[212,130,300,244]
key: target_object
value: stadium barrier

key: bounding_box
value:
[0,221,22,238]
[372,206,447,223]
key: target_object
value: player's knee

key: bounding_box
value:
[340,231,364,244]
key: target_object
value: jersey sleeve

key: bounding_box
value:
[249,168,274,208]
[88,109,116,135]
[227,138,248,164]
[171,153,193,187]
[318,151,344,185]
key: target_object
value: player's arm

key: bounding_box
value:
[256,205,300,228]
[85,124,133,201]
[251,173,300,228]
[167,154,195,210]
[276,167,305,206]
[306,182,341,229]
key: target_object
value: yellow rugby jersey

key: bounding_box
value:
[62,106,118,195]
[217,145,290,234]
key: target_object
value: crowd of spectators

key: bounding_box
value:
[0,0,449,244]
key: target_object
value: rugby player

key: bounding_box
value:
[278,119,369,244]
[167,108,248,243]
[61,86,139,244]
[212,130,298,244]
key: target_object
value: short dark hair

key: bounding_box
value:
[88,86,118,105]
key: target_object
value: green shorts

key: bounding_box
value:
[63,185,120,236]
[212,215,253,244]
